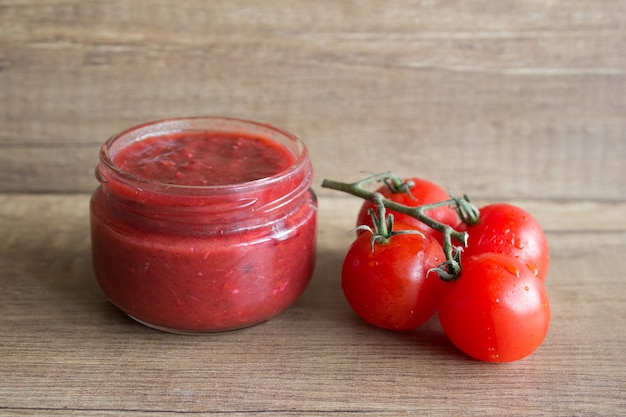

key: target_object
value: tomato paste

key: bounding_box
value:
[114,132,296,186]
[90,117,317,332]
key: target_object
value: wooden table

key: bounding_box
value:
[1,1,625,415]
[1,193,624,416]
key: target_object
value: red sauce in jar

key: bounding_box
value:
[114,131,295,186]
[90,118,317,333]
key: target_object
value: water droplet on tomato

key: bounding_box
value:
[504,264,520,278]
[526,263,539,276]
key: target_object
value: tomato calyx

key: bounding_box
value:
[355,193,426,251]
[453,194,481,226]
[380,174,417,201]
[321,171,479,280]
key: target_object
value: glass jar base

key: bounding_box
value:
[127,314,268,334]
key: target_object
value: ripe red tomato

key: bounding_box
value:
[356,177,458,244]
[458,203,550,281]
[438,253,550,363]
[342,223,448,331]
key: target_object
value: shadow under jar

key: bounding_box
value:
[90,117,317,333]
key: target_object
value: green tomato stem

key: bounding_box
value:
[321,172,479,281]
[357,193,426,251]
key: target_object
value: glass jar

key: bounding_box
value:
[89,117,317,333]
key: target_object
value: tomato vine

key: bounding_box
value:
[323,171,551,362]
[321,171,479,280]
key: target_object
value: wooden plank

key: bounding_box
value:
[0,193,624,415]
[320,195,626,233]
[1,1,625,199]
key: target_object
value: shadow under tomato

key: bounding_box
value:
[293,248,468,360]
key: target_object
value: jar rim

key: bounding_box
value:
[98,116,311,196]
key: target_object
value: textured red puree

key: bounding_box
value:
[114,131,295,186]
[90,120,317,332]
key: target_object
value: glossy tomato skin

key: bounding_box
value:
[342,223,447,331]
[438,253,550,363]
[356,177,458,244]
[458,203,550,281]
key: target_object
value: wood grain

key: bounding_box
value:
[1,1,624,200]
[1,2,625,415]
[0,194,624,416]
